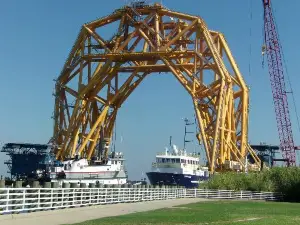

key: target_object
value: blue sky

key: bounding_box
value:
[0,0,299,179]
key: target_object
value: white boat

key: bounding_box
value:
[48,151,127,186]
[146,144,209,188]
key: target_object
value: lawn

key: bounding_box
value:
[69,200,300,225]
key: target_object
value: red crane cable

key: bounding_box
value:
[262,0,296,166]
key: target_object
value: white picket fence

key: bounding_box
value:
[0,188,282,214]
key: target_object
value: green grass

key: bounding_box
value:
[69,201,300,225]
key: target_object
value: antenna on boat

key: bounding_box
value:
[169,136,172,148]
[112,118,117,153]
[183,118,194,150]
[193,113,198,136]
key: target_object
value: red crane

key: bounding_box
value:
[262,0,296,166]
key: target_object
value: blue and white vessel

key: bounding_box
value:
[146,144,209,188]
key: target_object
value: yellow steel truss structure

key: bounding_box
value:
[52,3,261,173]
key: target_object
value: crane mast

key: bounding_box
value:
[262,0,296,166]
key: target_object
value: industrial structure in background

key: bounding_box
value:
[51,2,261,174]
[1,143,52,180]
[262,0,300,165]
[250,143,281,167]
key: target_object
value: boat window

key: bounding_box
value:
[180,159,185,163]
[171,159,175,163]
[162,158,166,163]
[176,158,180,163]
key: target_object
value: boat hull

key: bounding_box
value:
[146,172,209,188]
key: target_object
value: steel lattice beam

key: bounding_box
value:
[51,3,261,173]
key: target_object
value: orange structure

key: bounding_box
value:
[52,2,261,173]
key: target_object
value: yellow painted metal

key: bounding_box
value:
[52,3,261,173]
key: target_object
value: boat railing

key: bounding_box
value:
[156,153,200,158]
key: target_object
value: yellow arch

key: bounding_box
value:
[52,3,261,173]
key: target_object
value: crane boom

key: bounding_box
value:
[263,0,296,166]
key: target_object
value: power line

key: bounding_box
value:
[248,0,253,77]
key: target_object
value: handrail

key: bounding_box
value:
[0,187,282,214]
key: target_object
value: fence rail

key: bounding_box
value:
[0,188,282,214]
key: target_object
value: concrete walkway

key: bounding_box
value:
[0,198,208,225]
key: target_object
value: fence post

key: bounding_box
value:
[62,182,70,207]
[50,189,53,208]
[89,188,92,205]
[240,191,243,199]
[22,189,26,211]
[6,189,10,212]
[97,189,100,204]
[38,189,40,209]
[51,182,58,208]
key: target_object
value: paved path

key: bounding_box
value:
[0,198,209,225]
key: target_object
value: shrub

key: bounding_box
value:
[201,167,300,202]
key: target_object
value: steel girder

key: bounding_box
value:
[52,3,261,173]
